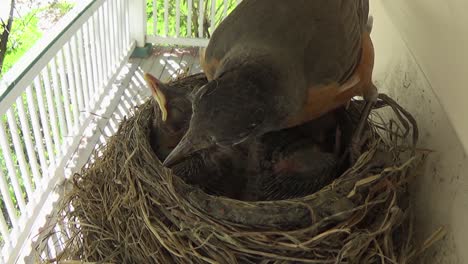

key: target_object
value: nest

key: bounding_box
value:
[36,74,442,263]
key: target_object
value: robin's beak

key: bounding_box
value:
[144,73,168,122]
[163,129,212,167]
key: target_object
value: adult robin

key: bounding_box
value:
[163,0,376,167]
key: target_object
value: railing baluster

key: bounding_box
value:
[16,96,42,186]
[52,225,65,252]
[55,218,69,250]
[7,108,34,198]
[26,86,48,178]
[176,0,180,37]
[117,2,123,52]
[198,0,204,37]
[153,0,158,35]
[83,22,96,109]
[97,10,106,92]
[47,238,57,261]
[0,168,18,229]
[0,120,27,212]
[42,66,62,156]
[0,205,11,245]
[112,0,119,72]
[125,0,130,45]
[50,58,68,138]
[98,6,109,83]
[64,42,80,130]
[114,0,121,56]
[112,0,119,68]
[33,77,55,168]
[104,3,112,78]
[188,0,192,37]
[99,4,112,79]
[92,13,104,92]
[76,28,90,111]
[109,0,117,71]
[71,35,85,116]
[87,20,98,98]
[164,0,169,36]
[210,0,216,33]
[57,50,74,133]
[108,0,115,67]
[117,0,128,51]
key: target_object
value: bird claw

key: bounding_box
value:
[349,90,379,164]
[349,92,420,164]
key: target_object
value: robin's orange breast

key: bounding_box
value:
[287,32,375,128]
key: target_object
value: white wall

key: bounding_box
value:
[371,1,468,263]
[381,0,468,153]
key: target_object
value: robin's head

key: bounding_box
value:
[163,67,282,166]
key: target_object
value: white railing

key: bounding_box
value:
[0,0,134,262]
[146,0,240,47]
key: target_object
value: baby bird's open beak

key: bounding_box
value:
[163,128,212,167]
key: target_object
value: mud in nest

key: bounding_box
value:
[36,75,443,263]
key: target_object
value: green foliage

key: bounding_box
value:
[1,1,75,76]
[146,0,237,38]
[2,11,42,75]
[51,1,75,15]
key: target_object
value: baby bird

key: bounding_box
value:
[144,73,247,199]
[243,108,355,201]
[144,73,206,160]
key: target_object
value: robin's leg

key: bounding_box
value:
[350,84,378,163]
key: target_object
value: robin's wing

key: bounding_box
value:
[204,0,336,77]
[303,0,368,87]
[288,0,371,123]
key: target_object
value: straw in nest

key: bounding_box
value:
[35,74,444,264]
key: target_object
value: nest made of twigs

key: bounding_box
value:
[35,74,442,263]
